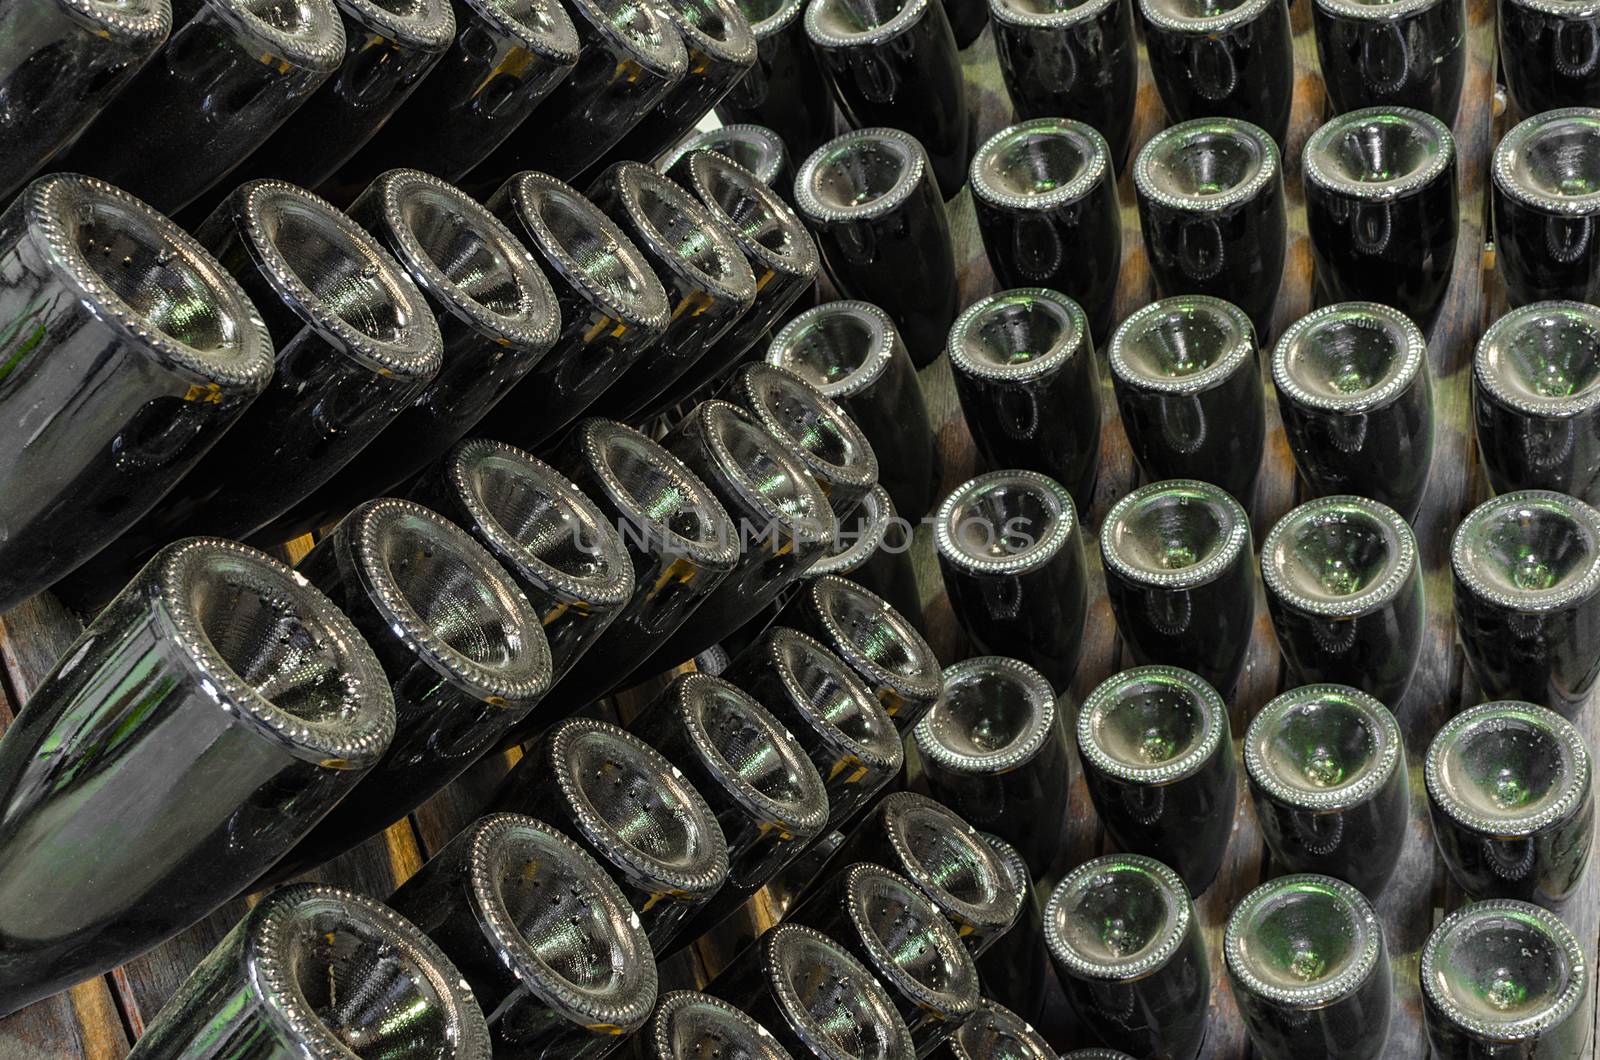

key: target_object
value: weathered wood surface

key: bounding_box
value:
[0,0,1587,1053]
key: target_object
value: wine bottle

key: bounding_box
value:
[730,361,879,517]
[1224,874,1393,1060]
[496,717,730,947]
[264,497,551,881]
[1422,899,1592,1059]
[823,483,925,634]
[785,575,944,733]
[547,418,740,707]
[1261,494,1425,705]
[946,287,1103,515]
[1451,489,1600,712]
[1108,295,1266,505]
[804,0,971,195]
[633,991,798,1060]
[768,300,939,521]
[934,469,1089,692]
[477,171,671,451]
[1139,0,1293,148]
[56,0,346,214]
[989,0,1138,171]
[326,0,579,198]
[1473,301,1600,505]
[586,161,759,421]
[934,999,1055,1060]
[389,813,658,1058]
[127,883,490,1059]
[1133,117,1287,340]
[0,538,395,1016]
[631,673,830,904]
[1425,700,1594,902]
[794,129,961,365]
[714,0,835,161]
[1499,0,1600,115]
[1101,479,1256,695]
[970,121,1123,345]
[723,625,905,827]
[601,0,758,165]
[0,0,171,200]
[708,923,918,1060]
[642,150,822,415]
[1043,854,1210,1060]
[789,862,983,1054]
[1312,0,1465,121]
[464,0,687,184]
[1244,685,1409,895]
[265,167,563,538]
[1272,302,1436,520]
[974,834,1072,1041]
[659,123,794,192]
[1493,108,1600,306]
[1077,665,1238,894]
[1303,106,1459,329]
[635,400,833,673]
[913,656,1072,877]
[0,174,273,611]
[411,438,632,700]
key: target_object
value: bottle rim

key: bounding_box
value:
[877,792,1026,933]
[934,469,1079,576]
[810,484,897,576]
[645,991,792,1059]
[545,718,731,895]
[686,151,820,279]
[572,418,741,569]
[210,0,346,71]
[227,179,444,378]
[803,0,930,47]
[836,862,984,1017]
[1134,117,1279,212]
[459,0,580,60]
[659,125,790,188]
[1043,853,1194,981]
[1420,899,1588,1040]
[914,656,1058,774]
[1313,0,1448,20]
[566,0,688,74]
[1303,106,1455,202]
[657,0,758,64]
[499,171,673,332]
[25,173,275,390]
[54,0,171,42]
[1222,873,1384,1007]
[598,162,758,306]
[1260,494,1418,618]
[753,626,905,775]
[151,537,396,767]
[338,0,457,50]
[674,399,835,543]
[246,883,492,1059]
[1101,478,1252,590]
[1424,700,1592,836]
[1493,107,1600,215]
[803,576,944,704]
[987,0,1117,29]
[1137,0,1277,32]
[1108,295,1257,394]
[1244,684,1403,810]
[1078,664,1230,784]
[760,923,917,1058]
[735,0,807,37]
[1473,300,1600,418]
[360,168,561,352]
[462,814,659,1031]
[969,119,1111,213]
[732,362,880,496]
[947,288,1091,384]
[794,128,931,223]
[1272,302,1428,414]
[337,497,553,704]
[1450,489,1600,612]
[768,300,901,399]
[944,999,1055,1060]
[441,438,635,607]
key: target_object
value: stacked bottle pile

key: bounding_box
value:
[6,0,1600,1055]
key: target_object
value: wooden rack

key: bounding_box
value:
[2,0,1594,1055]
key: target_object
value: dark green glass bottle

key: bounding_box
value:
[1261,494,1425,705]
[1492,108,1600,307]
[1451,490,1600,713]
[1421,899,1592,1059]
[1224,873,1393,1059]
[934,999,1054,1060]
[1101,479,1256,695]
[631,990,797,1060]
[1425,701,1594,903]
[1244,685,1409,895]
[1077,665,1238,894]
[1043,853,1209,1060]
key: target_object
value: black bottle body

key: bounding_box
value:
[1114,361,1267,505]
[1251,763,1409,895]
[715,8,835,161]
[1499,0,1600,116]
[1266,577,1426,706]
[1494,188,1600,307]
[1454,587,1600,711]
[1143,0,1295,148]
[1106,558,1256,696]
[1313,0,1466,122]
